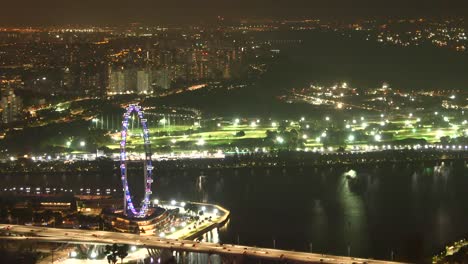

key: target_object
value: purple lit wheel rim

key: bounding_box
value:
[120,105,153,217]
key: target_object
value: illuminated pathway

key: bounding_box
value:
[0,224,405,264]
[162,202,230,240]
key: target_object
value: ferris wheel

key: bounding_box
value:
[120,104,153,217]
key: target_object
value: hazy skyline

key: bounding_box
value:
[1,0,467,25]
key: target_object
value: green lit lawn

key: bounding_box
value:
[108,124,283,150]
[106,118,464,152]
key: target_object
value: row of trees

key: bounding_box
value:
[104,244,129,264]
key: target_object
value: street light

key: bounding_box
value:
[348,135,355,142]
[276,136,284,144]
[80,141,86,147]
[196,138,205,146]
[374,134,382,142]
[436,130,444,138]
[66,141,71,147]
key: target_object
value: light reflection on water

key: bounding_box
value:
[156,162,467,263]
[0,161,467,262]
[147,228,223,264]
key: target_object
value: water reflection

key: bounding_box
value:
[340,170,368,257]
[0,162,466,262]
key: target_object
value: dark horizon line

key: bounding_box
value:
[0,15,465,28]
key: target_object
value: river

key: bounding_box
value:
[154,161,468,263]
[0,160,467,262]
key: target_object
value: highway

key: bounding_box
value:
[0,224,405,264]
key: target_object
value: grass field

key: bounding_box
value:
[106,116,465,152]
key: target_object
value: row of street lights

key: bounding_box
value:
[66,141,86,147]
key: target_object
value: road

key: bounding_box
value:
[0,224,405,264]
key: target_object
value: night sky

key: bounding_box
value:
[1,0,467,25]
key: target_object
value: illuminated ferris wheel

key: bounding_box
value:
[120,104,153,218]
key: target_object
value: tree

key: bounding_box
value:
[107,254,118,264]
[105,244,119,264]
[289,129,299,146]
[440,136,451,145]
[184,203,197,216]
[235,131,245,137]
[117,245,129,264]
[278,123,287,132]
[265,130,277,140]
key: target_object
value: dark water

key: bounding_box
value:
[1,161,467,262]
[154,161,468,263]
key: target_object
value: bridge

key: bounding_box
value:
[0,224,405,264]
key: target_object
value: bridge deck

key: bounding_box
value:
[0,224,405,264]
